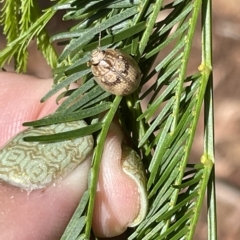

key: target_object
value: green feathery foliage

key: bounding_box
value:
[0,0,216,239]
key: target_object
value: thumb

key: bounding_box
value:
[0,72,146,240]
[0,72,90,240]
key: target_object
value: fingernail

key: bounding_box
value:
[121,145,148,227]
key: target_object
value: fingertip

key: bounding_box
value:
[92,123,141,238]
[0,156,91,240]
[0,72,57,146]
[0,72,91,239]
[0,72,78,146]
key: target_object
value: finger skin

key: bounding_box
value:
[0,159,91,240]
[0,72,141,239]
[0,73,91,239]
[92,122,140,237]
[0,72,57,146]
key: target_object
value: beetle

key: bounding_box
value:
[87,48,141,96]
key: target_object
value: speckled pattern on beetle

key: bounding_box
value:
[87,48,142,96]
